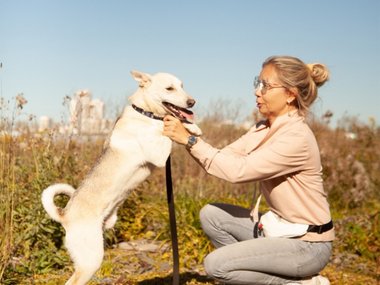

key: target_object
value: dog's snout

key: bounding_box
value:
[187,99,195,107]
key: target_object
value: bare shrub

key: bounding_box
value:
[311,116,379,209]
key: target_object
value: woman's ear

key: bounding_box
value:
[286,96,295,105]
[286,89,297,104]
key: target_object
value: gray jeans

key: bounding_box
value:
[200,203,332,285]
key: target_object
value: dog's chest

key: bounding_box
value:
[110,118,163,150]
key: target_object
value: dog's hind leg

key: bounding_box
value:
[64,223,104,285]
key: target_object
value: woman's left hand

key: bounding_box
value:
[163,115,190,145]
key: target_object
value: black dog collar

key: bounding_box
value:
[132,104,164,121]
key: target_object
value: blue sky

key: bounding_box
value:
[1,0,379,127]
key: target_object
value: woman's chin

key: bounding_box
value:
[257,106,268,116]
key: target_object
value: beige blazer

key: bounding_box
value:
[190,113,334,241]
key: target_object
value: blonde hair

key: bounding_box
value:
[263,56,330,116]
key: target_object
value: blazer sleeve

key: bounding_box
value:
[190,130,309,183]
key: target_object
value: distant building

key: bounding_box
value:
[37,90,112,136]
[69,90,109,135]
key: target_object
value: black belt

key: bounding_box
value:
[307,220,333,234]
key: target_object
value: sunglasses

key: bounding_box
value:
[254,76,286,95]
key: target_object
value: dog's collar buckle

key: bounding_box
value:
[132,104,164,121]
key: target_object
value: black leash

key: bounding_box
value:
[165,156,180,285]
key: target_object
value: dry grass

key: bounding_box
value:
[1,97,379,284]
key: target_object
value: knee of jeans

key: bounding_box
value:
[199,204,214,229]
[204,252,222,279]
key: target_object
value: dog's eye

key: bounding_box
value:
[166,86,175,91]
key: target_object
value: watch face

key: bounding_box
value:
[188,135,197,146]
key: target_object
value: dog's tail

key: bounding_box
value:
[41,183,76,223]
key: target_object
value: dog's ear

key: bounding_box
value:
[131,70,152,88]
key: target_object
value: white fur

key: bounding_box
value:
[41,71,202,285]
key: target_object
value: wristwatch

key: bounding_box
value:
[186,135,198,149]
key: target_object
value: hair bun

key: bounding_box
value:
[307,63,329,87]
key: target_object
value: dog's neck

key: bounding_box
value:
[131,104,164,121]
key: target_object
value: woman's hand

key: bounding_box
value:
[163,115,190,145]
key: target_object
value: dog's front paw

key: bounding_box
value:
[104,213,118,229]
[184,123,202,136]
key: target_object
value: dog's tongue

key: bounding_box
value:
[162,102,195,123]
[180,109,194,122]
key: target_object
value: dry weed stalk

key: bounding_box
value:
[0,93,28,280]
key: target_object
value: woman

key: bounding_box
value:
[163,55,334,285]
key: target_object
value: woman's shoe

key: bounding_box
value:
[286,275,330,285]
[302,275,330,285]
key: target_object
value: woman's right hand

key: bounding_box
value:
[163,115,191,145]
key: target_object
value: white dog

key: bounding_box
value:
[41,71,202,285]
